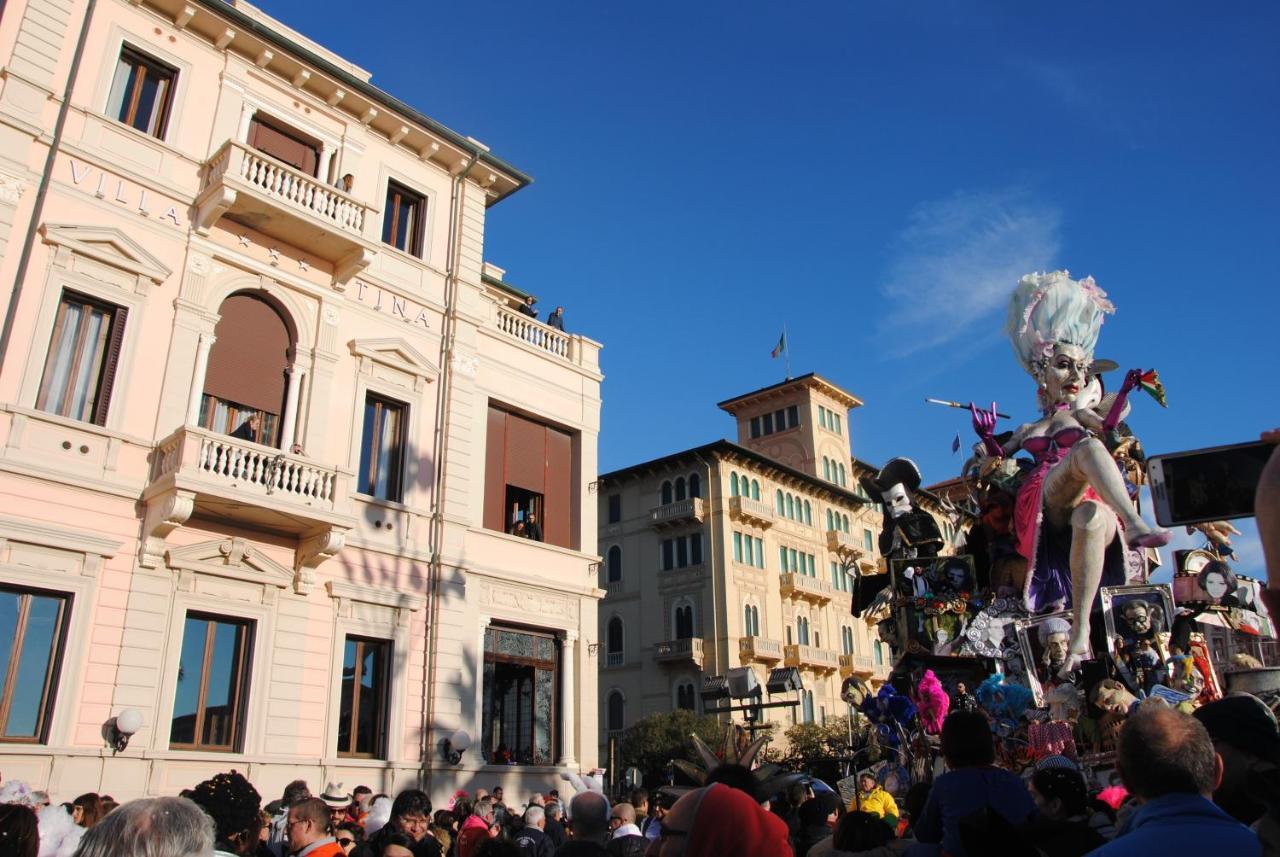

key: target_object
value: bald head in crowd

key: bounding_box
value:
[1118,705,1222,800]
[568,791,611,843]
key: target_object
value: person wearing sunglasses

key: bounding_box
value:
[607,803,646,857]
[335,822,363,855]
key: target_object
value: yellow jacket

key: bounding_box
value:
[849,785,898,820]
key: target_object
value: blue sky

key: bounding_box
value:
[263,1,1278,576]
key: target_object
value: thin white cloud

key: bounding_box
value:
[877,187,1061,357]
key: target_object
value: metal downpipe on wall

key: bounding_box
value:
[420,150,479,789]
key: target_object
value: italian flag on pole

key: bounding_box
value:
[771,332,786,358]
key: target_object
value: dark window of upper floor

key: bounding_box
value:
[607,494,621,524]
[484,405,576,549]
[200,293,294,447]
[383,181,426,257]
[36,290,127,427]
[107,45,176,139]
[359,394,406,502]
[248,113,319,175]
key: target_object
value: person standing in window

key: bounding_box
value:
[547,306,565,331]
[231,413,261,442]
[525,511,544,542]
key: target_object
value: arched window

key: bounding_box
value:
[689,473,701,498]
[798,617,810,645]
[785,494,795,520]
[751,479,760,500]
[674,477,686,501]
[843,514,850,532]
[607,690,625,732]
[676,682,696,711]
[730,472,740,497]
[803,501,812,526]
[674,603,694,639]
[822,457,830,480]
[826,509,834,531]
[200,292,295,447]
[661,481,673,505]
[802,690,815,724]
[607,617,624,666]
[607,545,622,583]
[874,641,884,666]
[776,489,785,514]
[751,605,760,636]
[838,463,846,486]
[744,603,753,634]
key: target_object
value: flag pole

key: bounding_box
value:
[783,322,792,381]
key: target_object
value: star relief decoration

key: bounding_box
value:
[236,233,251,248]
[298,258,309,272]
[268,247,280,266]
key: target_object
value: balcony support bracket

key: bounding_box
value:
[295,525,348,593]
[192,185,237,237]
[139,489,195,568]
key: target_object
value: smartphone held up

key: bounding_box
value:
[1147,440,1273,528]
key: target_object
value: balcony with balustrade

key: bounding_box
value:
[649,497,705,529]
[839,653,876,679]
[826,529,867,564]
[141,425,355,570]
[784,644,840,673]
[728,495,775,528]
[193,140,377,284]
[654,637,705,668]
[779,572,834,604]
[738,636,784,664]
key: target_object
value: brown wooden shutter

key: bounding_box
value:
[203,294,291,414]
[505,413,546,493]
[91,304,128,426]
[247,115,318,176]
[484,406,508,532]
[544,427,572,548]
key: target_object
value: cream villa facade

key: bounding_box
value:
[0,0,603,802]
[596,375,907,760]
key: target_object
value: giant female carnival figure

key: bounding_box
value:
[970,271,1171,673]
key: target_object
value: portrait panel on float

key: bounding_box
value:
[1015,610,1089,706]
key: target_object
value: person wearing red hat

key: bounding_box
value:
[645,783,791,857]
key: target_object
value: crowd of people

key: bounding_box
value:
[1,693,1277,857]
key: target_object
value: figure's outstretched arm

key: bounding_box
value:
[1102,369,1143,432]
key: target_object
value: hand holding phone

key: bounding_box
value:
[1147,440,1273,527]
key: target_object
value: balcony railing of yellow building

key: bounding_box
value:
[728,496,775,528]
[826,529,867,563]
[649,497,705,528]
[738,636,784,663]
[784,644,840,673]
[654,637,705,668]
[494,305,572,360]
[779,572,834,603]
[839,653,876,678]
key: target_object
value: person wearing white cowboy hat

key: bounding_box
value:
[321,784,352,832]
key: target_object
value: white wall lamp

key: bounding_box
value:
[104,708,144,753]
[440,729,471,765]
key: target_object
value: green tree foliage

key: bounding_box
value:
[617,710,725,787]
[760,716,865,784]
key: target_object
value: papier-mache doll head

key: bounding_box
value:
[1006,271,1115,412]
